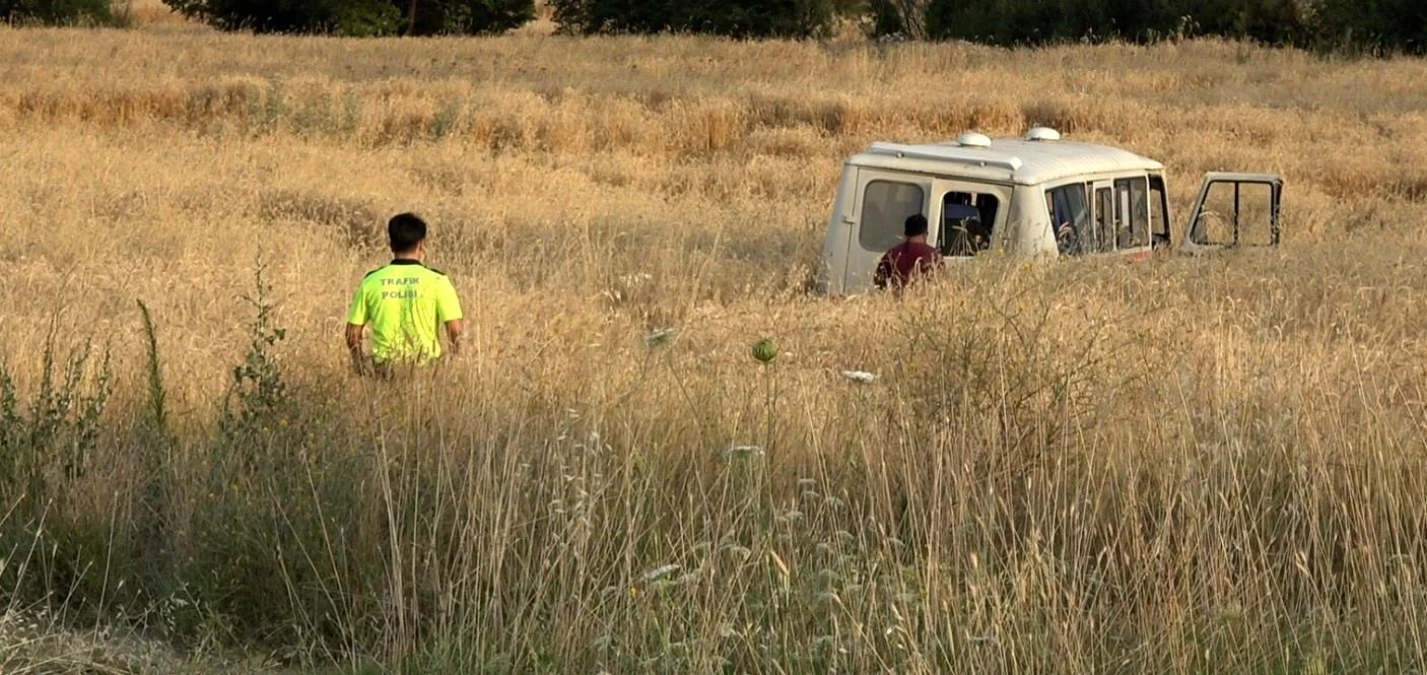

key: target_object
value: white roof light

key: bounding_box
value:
[956,132,992,148]
[1026,126,1062,141]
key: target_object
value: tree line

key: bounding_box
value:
[4,0,1425,55]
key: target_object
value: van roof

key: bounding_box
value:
[848,137,1165,186]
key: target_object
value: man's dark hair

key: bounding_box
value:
[388,213,427,253]
[904,213,929,238]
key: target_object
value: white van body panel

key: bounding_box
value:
[818,165,860,296]
[817,131,1284,296]
[1008,184,1058,258]
[819,133,1179,295]
[857,139,1164,186]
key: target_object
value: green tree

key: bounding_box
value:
[550,0,834,38]
[1,0,125,26]
[921,0,1324,46]
[163,0,531,35]
[1314,0,1427,54]
[406,0,532,35]
[867,0,927,38]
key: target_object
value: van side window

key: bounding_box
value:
[1114,177,1151,248]
[940,191,996,257]
[860,181,925,252]
[1149,175,1170,247]
[1094,186,1115,253]
[1046,184,1090,255]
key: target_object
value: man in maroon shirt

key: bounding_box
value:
[874,214,942,290]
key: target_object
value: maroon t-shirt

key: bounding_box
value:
[874,241,942,289]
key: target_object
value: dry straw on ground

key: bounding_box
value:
[3,19,1427,675]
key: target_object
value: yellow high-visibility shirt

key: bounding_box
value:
[347,259,463,364]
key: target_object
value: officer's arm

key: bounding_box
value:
[438,278,465,357]
[345,323,364,351]
[346,281,371,373]
[345,323,366,372]
[444,319,465,357]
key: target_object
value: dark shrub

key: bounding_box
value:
[916,0,1424,53]
[163,0,531,35]
[408,0,533,35]
[550,0,835,38]
[2,0,125,26]
[1313,0,1427,54]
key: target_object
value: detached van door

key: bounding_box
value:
[1182,173,1284,253]
[843,172,933,293]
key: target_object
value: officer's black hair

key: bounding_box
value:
[388,213,427,254]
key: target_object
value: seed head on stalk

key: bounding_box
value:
[751,337,778,364]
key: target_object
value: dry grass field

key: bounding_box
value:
[5,14,1427,675]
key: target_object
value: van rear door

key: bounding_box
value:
[842,171,934,293]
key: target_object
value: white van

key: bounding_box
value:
[818,127,1283,295]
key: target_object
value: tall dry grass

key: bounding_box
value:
[3,23,1427,674]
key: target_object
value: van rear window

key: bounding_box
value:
[859,181,925,252]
